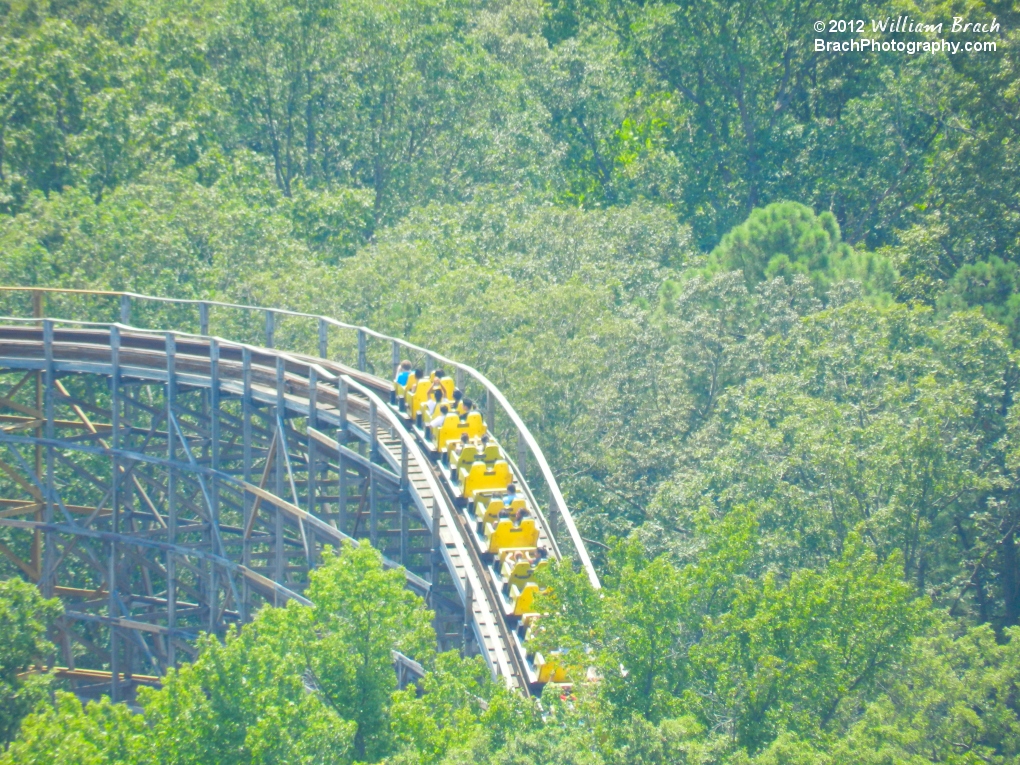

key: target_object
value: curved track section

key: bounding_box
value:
[0,289,597,701]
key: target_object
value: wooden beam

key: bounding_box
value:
[243,430,277,541]
[17,666,162,686]
[0,539,37,579]
[0,457,43,501]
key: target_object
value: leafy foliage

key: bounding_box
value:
[0,579,61,745]
[706,201,897,299]
[1,0,1020,761]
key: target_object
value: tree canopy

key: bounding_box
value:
[1,0,1020,761]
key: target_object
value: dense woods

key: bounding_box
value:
[1,0,1020,761]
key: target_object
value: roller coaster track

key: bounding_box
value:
[0,287,599,703]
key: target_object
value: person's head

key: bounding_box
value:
[435,369,446,378]
[537,548,549,561]
[432,389,443,402]
[506,483,517,494]
[463,398,474,410]
[440,405,449,415]
[481,434,490,445]
[498,508,510,519]
[414,368,424,379]
[399,360,411,371]
[453,389,463,402]
[460,433,469,444]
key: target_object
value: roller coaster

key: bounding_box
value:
[0,287,599,703]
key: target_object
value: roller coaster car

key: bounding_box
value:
[510,581,541,618]
[533,653,568,684]
[426,412,461,454]
[393,372,417,410]
[449,445,477,480]
[416,376,455,417]
[484,518,539,556]
[462,460,512,504]
[429,411,486,457]
[474,496,525,525]
[456,444,499,477]
[438,376,455,399]
[465,410,486,439]
[406,373,437,424]
[500,553,548,590]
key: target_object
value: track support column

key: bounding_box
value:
[318,319,328,359]
[274,358,286,598]
[400,443,409,567]
[430,500,441,589]
[462,580,474,655]
[241,347,252,621]
[109,326,121,701]
[337,378,348,534]
[369,401,378,547]
[41,320,55,599]
[265,310,275,348]
[208,338,220,632]
[307,369,318,559]
[165,333,177,668]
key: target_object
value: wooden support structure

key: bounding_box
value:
[0,293,596,700]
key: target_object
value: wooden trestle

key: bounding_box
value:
[0,324,528,701]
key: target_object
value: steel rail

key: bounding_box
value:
[0,286,600,589]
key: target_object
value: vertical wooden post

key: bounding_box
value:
[119,295,131,325]
[199,302,209,336]
[338,378,348,437]
[241,347,252,621]
[41,320,55,600]
[109,326,121,701]
[265,310,275,349]
[307,368,318,524]
[208,338,220,632]
[274,358,285,596]
[391,340,400,379]
[318,319,328,359]
[369,469,378,548]
[430,500,441,587]
[400,442,409,567]
[165,333,177,668]
[357,329,367,372]
[337,378,348,534]
[32,292,43,579]
[462,580,473,655]
[369,401,378,458]
[369,400,378,547]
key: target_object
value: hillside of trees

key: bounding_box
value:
[1,0,1020,761]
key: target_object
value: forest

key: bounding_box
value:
[0,0,1018,761]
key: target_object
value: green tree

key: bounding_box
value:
[0,578,61,746]
[140,541,433,763]
[706,201,896,298]
[939,256,1020,346]
[299,542,435,760]
[2,542,435,763]
[1,692,152,765]
[691,541,929,752]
